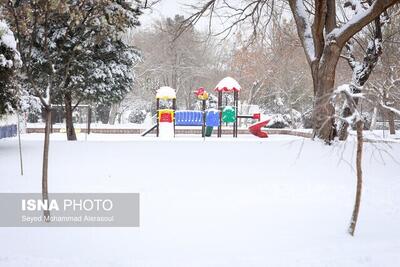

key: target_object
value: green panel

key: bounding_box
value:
[222,106,236,123]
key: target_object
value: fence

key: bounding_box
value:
[0,114,18,139]
[0,124,17,139]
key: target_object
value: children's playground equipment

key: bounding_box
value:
[249,119,270,138]
[142,77,269,138]
[155,87,176,138]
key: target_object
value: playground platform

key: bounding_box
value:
[26,126,312,138]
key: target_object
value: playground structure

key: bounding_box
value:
[143,77,269,138]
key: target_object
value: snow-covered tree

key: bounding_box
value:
[2,0,143,140]
[0,19,22,115]
[366,8,400,135]
[335,3,391,140]
[185,0,400,143]
[59,35,141,139]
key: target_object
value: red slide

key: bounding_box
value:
[248,119,270,138]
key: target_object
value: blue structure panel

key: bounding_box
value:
[205,110,220,127]
[175,111,203,126]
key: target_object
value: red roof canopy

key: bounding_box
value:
[215,77,241,92]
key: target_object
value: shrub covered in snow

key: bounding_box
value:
[128,109,147,124]
[266,109,302,129]
[301,109,313,129]
[266,114,290,128]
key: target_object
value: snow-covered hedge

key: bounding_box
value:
[128,109,147,124]
[266,110,302,129]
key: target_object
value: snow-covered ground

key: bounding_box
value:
[0,133,399,266]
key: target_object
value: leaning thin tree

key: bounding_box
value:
[3,0,58,220]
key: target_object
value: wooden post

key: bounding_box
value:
[218,91,222,137]
[173,98,176,137]
[17,112,24,176]
[156,99,160,137]
[87,106,91,135]
[202,99,206,137]
[234,91,239,137]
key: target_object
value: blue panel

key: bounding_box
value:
[205,110,220,127]
[195,112,202,124]
[188,111,193,123]
[175,111,182,124]
[183,111,188,124]
[175,111,203,126]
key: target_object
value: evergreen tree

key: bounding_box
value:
[2,0,142,139]
[0,19,22,115]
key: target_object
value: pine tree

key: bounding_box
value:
[0,19,22,115]
[2,0,143,139]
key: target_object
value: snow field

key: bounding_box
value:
[0,134,399,266]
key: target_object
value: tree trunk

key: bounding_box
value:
[312,46,341,143]
[64,93,77,141]
[388,110,396,135]
[370,107,378,130]
[384,88,396,135]
[108,103,119,125]
[338,106,351,141]
[348,120,363,236]
[338,87,361,141]
[42,108,51,221]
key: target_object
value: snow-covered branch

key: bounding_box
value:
[331,0,399,47]
[289,0,316,63]
[380,103,400,117]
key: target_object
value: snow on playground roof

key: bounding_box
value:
[156,86,176,99]
[215,77,241,92]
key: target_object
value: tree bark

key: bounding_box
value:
[388,110,396,135]
[369,107,378,130]
[64,92,77,141]
[348,120,363,236]
[42,108,51,221]
[108,103,120,125]
[384,89,396,135]
[312,45,341,143]
[338,86,362,141]
[338,106,351,141]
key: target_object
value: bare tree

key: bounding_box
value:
[132,15,219,109]
[3,0,56,219]
[228,18,313,127]
[336,85,364,236]
[183,0,400,143]
[367,7,400,134]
